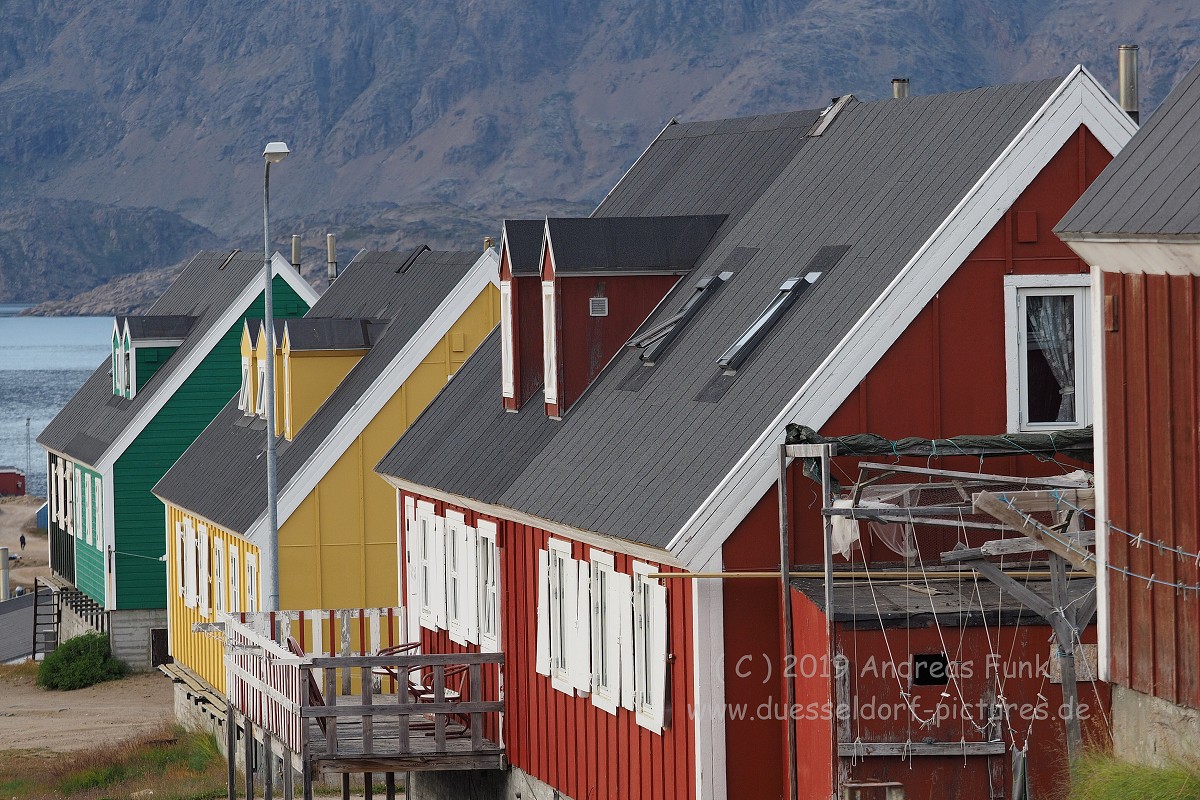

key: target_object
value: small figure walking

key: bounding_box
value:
[19,534,26,551]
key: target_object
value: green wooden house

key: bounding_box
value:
[38,249,318,669]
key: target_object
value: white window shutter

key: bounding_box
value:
[571,561,591,694]
[602,567,623,712]
[463,525,479,644]
[433,515,447,629]
[542,281,558,405]
[184,523,196,609]
[94,477,103,552]
[648,581,669,731]
[176,522,186,598]
[404,498,419,637]
[615,571,635,711]
[198,527,210,617]
[535,549,550,676]
[500,281,515,398]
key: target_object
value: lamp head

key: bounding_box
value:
[263,141,290,164]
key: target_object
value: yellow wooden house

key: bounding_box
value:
[153,247,499,691]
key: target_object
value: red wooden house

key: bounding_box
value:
[377,68,1135,799]
[0,467,24,496]
[1057,58,1200,765]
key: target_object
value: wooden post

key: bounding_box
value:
[433,665,447,751]
[264,732,274,800]
[1049,552,1084,761]
[365,774,374,800]
[244,716,255,800]
[777,444,798,800]
[470,663,483,750]
[325,665,338,755]
[341,773,351,800]
[226,703,236,800]
[283,751,294,800]
[385,772,396,800]
[398,662,410,754]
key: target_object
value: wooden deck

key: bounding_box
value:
[305,699,505,773]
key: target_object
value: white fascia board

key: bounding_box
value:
[667,67,1138,570]
[95,253,316,472]
[1062,238,1200,275]
[1089,264,1110,680]
[379,474,685,569]
[245,250,500,546]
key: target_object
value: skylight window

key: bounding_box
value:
[717,272,822,371]
[631,271,731,364]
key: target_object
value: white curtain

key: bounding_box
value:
[1027,294,1075,422]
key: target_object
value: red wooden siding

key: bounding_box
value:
[0,469,24,495]
[1102,270,1200,709]
[556,274,680,412]
[401,491,696,799]
[790,589,834,798]
[791,590,1109,799]
[719,125,1112,798]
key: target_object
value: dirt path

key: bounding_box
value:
[0,496,51,596]
[0,669,175,752]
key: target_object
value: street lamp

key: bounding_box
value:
[262,140,289,615]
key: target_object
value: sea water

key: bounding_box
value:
[0,305,112,496]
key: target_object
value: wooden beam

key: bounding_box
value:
[309,653,503,669]
[837,741,1006,757]
[973,492,1097,576]
[940,531,1096,562]
[856,462,1089,488]
[302,701,503,717]
[310,753,506,774]
[990,488,1095,513]
[959,559,1059,622]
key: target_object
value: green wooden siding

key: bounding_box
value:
[135,346,177,391]
[112,277,309,609]
[73,463,105,603]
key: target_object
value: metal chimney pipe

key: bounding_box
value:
[326,233,338,284]
[892,78,909,99]
[1119,45,1139,124]
[291,234,301,270]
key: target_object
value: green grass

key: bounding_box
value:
[0,726,229,799]
[1071,753,1200,800]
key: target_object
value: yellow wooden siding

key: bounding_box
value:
[285,350,365,439]
[278,285,499,611]
[165,502,260,693]
[165,283,499,691]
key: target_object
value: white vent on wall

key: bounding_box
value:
[590,297,609,317]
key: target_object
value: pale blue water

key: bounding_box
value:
[0,305,112,497]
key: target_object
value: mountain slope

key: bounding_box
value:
[1,0,1196,305]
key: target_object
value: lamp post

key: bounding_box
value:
[262,140,289,614]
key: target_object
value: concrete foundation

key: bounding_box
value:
[411,765,566,800]
[58,604,167,672]
[1112,683,1200,767]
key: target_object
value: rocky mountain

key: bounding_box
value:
[2,0,1197,307]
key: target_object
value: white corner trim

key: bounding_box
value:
[693,550,727,800]
[667,67,1137,569]
[95,253,315,471]
[245,250,500,544]
[103,466,116,610]
[1090,264,1110,680]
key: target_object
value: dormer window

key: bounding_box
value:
[238,357,252,414]
[256,361,268,418]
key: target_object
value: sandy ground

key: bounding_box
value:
[0,669,175,752]
[0,496,51,596]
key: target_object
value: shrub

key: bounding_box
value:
[37,631,126,690]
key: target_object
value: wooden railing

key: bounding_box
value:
[302,651,505,768]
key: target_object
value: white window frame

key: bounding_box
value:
[590,550,619,714]
[112,327,122,396]
[176,522,186,598]
[1004,275,1091,433]
[123,332,136,399]
[183,520,197,609]
[542,281,558,406]
[478,520,501,653]
[83,474,93,546]
[93,475,102,552]
[213,538,226,615]
[446,510,468,644]
[416,501,446,631]
[228,545,241,613]
[402,496,420,644]
[500,280,515,399]
[632,561,668,733]
[547,538,574,694]
[238,357,252,413]
[68,467,78,537]
[256,361,268,419]
[245,553,259,612]
[197,525,210,617]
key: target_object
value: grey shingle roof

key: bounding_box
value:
[153,249,482,536]
[122,315,196,340]
[378,78,1064,550]
[503,219,546,276]
[284,318,382,351]
[1058,60,1200,238]
[546,215,727,273]
[37,251,299,466]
